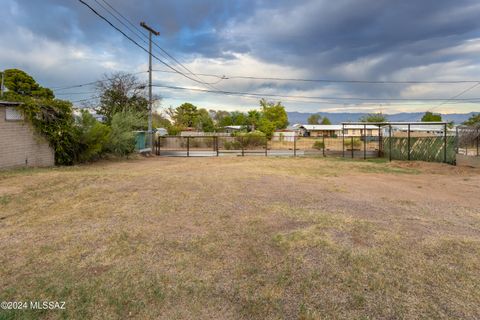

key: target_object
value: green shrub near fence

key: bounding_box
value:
[344,138,362,149]
[383,136,456,164]
[312,141,325,150]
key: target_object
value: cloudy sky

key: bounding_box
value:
[2,0,480,114]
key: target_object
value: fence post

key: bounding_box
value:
[363,124,366,160]
[158,136,161,156]
[294,135,297,157]
[216,136,219,157]
[265,138,268,156]
[342,124,345,158]
[378,125,382,158]
[241,136,244,156]
[389,125,392,162]
[444,123,447,163]
[477,129,479,156]
[187,136,190,157]
[351,136,354,159]
[407,124,411,161]
[323,135,325,157]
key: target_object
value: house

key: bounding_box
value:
[299,125,343,137]
[342,125,380,137]
[0,101,54,169]
[299,124,380,137]
[223,125,245,134]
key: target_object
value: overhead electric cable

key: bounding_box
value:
[77,0,220,87]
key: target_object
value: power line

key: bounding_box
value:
[51,71,148,91]
[77,0,218,87]
[151,83,480,103]
[56,91,97,96]
[151,69,480,85]
[97,0,221,88]
[70,95,102,103]
[404,81,480,121]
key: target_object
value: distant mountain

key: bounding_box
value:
[287,111,477,125]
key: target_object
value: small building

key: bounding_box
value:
[342,124,380,137]
[272,130,297,142]
[299,125,343,137]
[299,124,380,137]
[223,125,245,134]
[0,101,55,169]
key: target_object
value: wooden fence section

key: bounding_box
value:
[383,136,456,164]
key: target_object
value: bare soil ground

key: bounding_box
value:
[0,157,479,319]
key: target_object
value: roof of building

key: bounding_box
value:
[300,124,381,130]
[224,125,244,129]
[0,100,23,106]
[299,125,343,130]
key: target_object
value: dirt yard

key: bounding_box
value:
[1,157,479,319]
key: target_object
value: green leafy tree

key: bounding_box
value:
[76,111,111,162]
[247,110,262,130]
[360,112,387,122]
[106,111,145,156]
[152,111,171,129]
[321,117,332,125]
[96,72,149,123]
[1,69,54,99]
[167,103,199,127]
[421,111,442,122]
[257,117,276,139]
[259,99,289,129]
[463,113,480,126]
[230,111,248,126]
[307,114,321,124]
[195,108,215,132]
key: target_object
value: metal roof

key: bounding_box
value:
[300,125,343,130]
[300,124,379,130]
[342,121,447,126]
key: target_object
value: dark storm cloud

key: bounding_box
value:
[2,0,480,111]
[226,0,480,79]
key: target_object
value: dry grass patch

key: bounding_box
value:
[0,157,479,319]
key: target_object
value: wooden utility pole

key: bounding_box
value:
[140,22,160,150]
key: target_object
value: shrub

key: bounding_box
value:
[312,141,325,150]
[345,138,362,149]
[224,141,242,150]
[234,130,267,148]
[76,111,111,162]
[106,111,146,156]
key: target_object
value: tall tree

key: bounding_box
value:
[152,111,171,129]
[307,114,321,124]
[421,111,442,122]
[463,113,480,126]
[260,98,289,129]
[360,112,387,122]
[247,110,262,130]
[2,69,54,99]
[96,72,149,123]
[167,103,199,127]
[195,108,215,132]
[320,117,332,125]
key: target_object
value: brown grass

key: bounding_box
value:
[0,157,479,319]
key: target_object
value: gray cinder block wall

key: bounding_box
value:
[0,107,55,169]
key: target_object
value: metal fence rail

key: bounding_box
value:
[153,135,382,159]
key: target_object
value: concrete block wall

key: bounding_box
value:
[0,107,55,169]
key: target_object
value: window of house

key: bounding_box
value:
[5,107,24,121]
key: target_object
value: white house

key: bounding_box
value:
[299,124,380,137]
